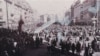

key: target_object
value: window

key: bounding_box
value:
[11,14,14,17]
[0,8,2,12]
[24,12,27,15]
[0,16,3,19]
[81,11,83,19]
[0,23,3,26]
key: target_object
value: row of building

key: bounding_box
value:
[33,0,100,34]
[0,0,35,32]
[31,0,100,33]
[65,0,100,26]
[0,0,60,33]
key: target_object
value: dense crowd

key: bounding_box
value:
[0,28,43,56]
[40,26,100,56]
[0,25,100,56]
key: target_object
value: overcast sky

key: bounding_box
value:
[26,0,84,15]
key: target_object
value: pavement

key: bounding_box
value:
[23,45,48,56]
[22,44,79,56]
[22,43,100,56]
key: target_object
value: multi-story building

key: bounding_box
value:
[71,0,97,25]
[0,0,7,28]
[0,0,34,32]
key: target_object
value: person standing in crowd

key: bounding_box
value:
[0,37,8,56]
[51,35,57,49]
[60,33,66,54]
[33,34,38,48]
[40,37,43,45]
[84,38,90,56]
[35,34,40,48]
[65,39,70,54]
[71,43,76,54]
[60,39,64,54]
[48,34,56,54]
[88,44,94,56]
[29,37,35,49]
[7,39,15,56]
[47,36,52,53]
[76,41,81,55]
[47,35,50,42]
[91,38,96,51]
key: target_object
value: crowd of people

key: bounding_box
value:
[39,26,100,56]
[0,28,43,56]
[0,25,100,56]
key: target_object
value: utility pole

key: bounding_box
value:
[97,0,99,28]
[5,0,9,29]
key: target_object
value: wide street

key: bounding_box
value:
[23,44,48,56]
[23,44,79,56]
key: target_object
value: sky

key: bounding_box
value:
[26,0,84,20]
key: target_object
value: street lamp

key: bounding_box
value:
[97,0,99,28]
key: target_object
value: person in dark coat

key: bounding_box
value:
[72,43,76,54]
[51,39,57,47]
[60,40,66,54]
[35,37,40,48]
[29,37,35,49]
[88,45,94,56]
[84,43,89,56]
[6,39,14,56]
[76,41,81,55]
[91,39,96,51]
[40,37,43,45]
[65,41,70,54]
[0,38,7,56]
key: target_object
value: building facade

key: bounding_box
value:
[0,0,34,32]
[71,0,97,25]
